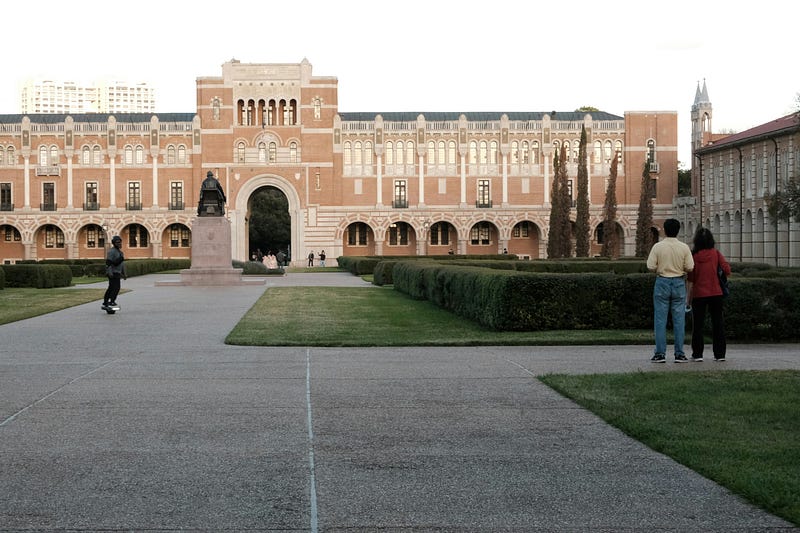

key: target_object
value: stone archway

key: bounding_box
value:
[229,175,303,263]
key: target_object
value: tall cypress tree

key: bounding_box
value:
[547,148,562,258]
[635,161,655,257]
[600,155,619,258]
[574,126,590,257]
[556,143,573,258]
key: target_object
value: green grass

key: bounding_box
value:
[540,371,800,525]
[225,286,653,346]
[0,287,106,325]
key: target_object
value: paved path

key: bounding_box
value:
[1,273,798,532]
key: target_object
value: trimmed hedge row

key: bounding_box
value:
[390,260,800,341]
[337,254,516,276]
[1,264,73,288]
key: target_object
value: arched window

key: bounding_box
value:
[405,142,415,166]
[489,140,498,164]
[237,142,246,163]
[289,142,298,163]
[344,141,352,166]
[593,141,602,163]
[125,146,133,165]
[427,141,435,163]
[39,145,48,165]
[469,141,478,164]
[127,223,149,248]
[177,145,186,164]
[531,141,539,164]
[604,140,612,163]
[167,145,176,165]
[521,141,530,164]
[44,224,65,248]
[212,97,220,120]
[268,142,277,163]
[364,141,373,166]
[49,145,58,165]
[258,142,267,163]
[448,141,456,165]
[82,146,91,165]
[354,141,363,166]
[395,141,403,165]
[135,145,144,164]
[511,141,519,164]
[6,147,14,165]
[615,140,623,163]
[479,141,488,164]
[646,139,656,162]
[384,141,393,165]
[437,141,446,166]
[93,146,102,165]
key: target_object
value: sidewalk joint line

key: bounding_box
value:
[306,348,319,533]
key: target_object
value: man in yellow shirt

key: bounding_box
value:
[646,218,694,363]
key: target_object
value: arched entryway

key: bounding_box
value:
[247,186,291,262]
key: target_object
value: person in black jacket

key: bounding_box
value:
[103,235,127,310]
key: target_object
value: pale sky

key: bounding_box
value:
[3,0,798,167]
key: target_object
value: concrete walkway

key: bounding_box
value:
[1,272,798,532]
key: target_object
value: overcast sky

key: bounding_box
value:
[3,0,798,167]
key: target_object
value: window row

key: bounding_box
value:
[235,141,299,164]
[236,98,298,127]
[0,223,190,248]
[343,138,627,167]
[0,181,185,211]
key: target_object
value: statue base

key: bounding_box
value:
[156,217,264,286]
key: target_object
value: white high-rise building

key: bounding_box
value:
[19,79,156,114]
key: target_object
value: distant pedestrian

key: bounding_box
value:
[646,218,694,363]
[276,250,286,268]
[319,250,326,267]
[307,251,314,267]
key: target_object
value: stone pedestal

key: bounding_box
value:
[156,217,264,286]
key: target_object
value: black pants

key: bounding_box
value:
[691,296,726,358]
[104,275,121,304]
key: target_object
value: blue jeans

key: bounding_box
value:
[653,276,686,356]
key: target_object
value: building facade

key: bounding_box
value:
[1,58,679,266]
[685,81,800,266]
[20,79,156,114]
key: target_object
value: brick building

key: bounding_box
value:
[0,58,679,265]
[683,81,800,266]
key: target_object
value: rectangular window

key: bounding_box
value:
[42,182,56,210]
[85,182,98,210]
[170,224,190,247]
[87,225,98,248]
[170,181,184,209]
[389,223,408,246]
[393,180,407,208]
[477,179,491,208]
[0,183,11,210]
[127,182,141,210]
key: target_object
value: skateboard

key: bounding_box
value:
[102,303,120,315]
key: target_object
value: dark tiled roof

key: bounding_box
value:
[339,111,623,122]
[697,113,800,153]
[0,113,196,124]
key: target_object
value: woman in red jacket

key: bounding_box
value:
[687,228,731,361]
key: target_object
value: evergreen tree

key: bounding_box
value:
[546,148,563,258]
[635,161,655,257]
[574,126,590,256]
[600,155,619,258]
[556,143,573,258]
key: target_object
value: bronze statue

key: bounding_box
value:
[197,171,226,216]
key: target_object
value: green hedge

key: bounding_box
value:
[390,260,800,340]
[0,264,73,288]
[337,254,516,276]
[0,265,5,289]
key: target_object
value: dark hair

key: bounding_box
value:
[692,227,716,253]
[663,218,681,238]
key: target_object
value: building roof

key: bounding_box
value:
[339,111,623,122]
[697,113,800,153]
[0,113,196,124]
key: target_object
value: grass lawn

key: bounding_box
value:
[540,370,800,526]
[225,286,654,346]
[0,287,106,325]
